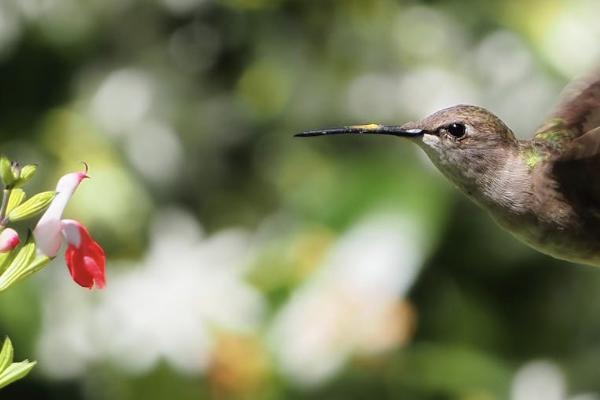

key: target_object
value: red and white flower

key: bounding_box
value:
[33,169,106,289]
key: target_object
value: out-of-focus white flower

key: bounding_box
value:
[473,30,558,137]
[540,0,600,76]
[36,208,265,378]
[511,361,566,400]
[90,69,154,135]
[124,121,184,186]
[397,67,479,118]
[268,213,424,386]
[346,73,400,122]
[511,360,599,400]
[393,5,467,62]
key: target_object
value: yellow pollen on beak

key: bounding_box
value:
[350,123,382,131]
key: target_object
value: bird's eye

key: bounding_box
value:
[446,123,466,138]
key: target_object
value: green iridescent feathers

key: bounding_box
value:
[534,71,600,153]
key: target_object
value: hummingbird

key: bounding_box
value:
[296,72,600,267]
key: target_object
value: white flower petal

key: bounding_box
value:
[61,219,82,248]
[33,172,86,257]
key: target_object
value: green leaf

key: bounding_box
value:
[0,242,36,291]
[0,158,13,187]
[5,189,25,216]
[0,338,13,374]
[0,360,36,389]
[8,191,56,222]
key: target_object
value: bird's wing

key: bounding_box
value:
[533,70,600,149]
[532,71,600,220]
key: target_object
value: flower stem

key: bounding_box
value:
[0,188,12,224]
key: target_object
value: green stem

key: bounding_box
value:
[0,188,12,225]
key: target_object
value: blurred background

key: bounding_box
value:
[0,0,600,398]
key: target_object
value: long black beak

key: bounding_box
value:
[295,124,425,138]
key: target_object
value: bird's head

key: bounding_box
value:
[296,105,519,194]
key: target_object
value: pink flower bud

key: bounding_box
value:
[0,228,19,252]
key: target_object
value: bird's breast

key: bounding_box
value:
[488,205,600,267]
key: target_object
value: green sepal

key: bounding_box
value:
[5,189,25,216]
[0,338,13,374]
[0,337,36,390]
[9,164,20,181]
[0,360,36,389]
[19,255,51,282]
[14,165,36,188]
[8,191,56,222]
[0,249,15,277]
[0,158,14,187]
[0,241,36,291]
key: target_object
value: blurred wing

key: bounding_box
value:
[534,70,600,150]
[533,72,600,216]
[548,128,600,221]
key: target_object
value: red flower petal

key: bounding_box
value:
[64,221,106,289]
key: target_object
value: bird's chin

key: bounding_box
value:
[414,133,445,168]
[417,133,441,151]
[421,132,439,143]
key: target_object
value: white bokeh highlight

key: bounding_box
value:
[90,69,154,136]
[125,121,184,186]
[511,360,600,400]
[268,213,423,386]
[541,0,600,77]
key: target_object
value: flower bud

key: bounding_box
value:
[0,228,19,253]
[0,157,14,187]
[15,164,37,188]
[9,163,20,181]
